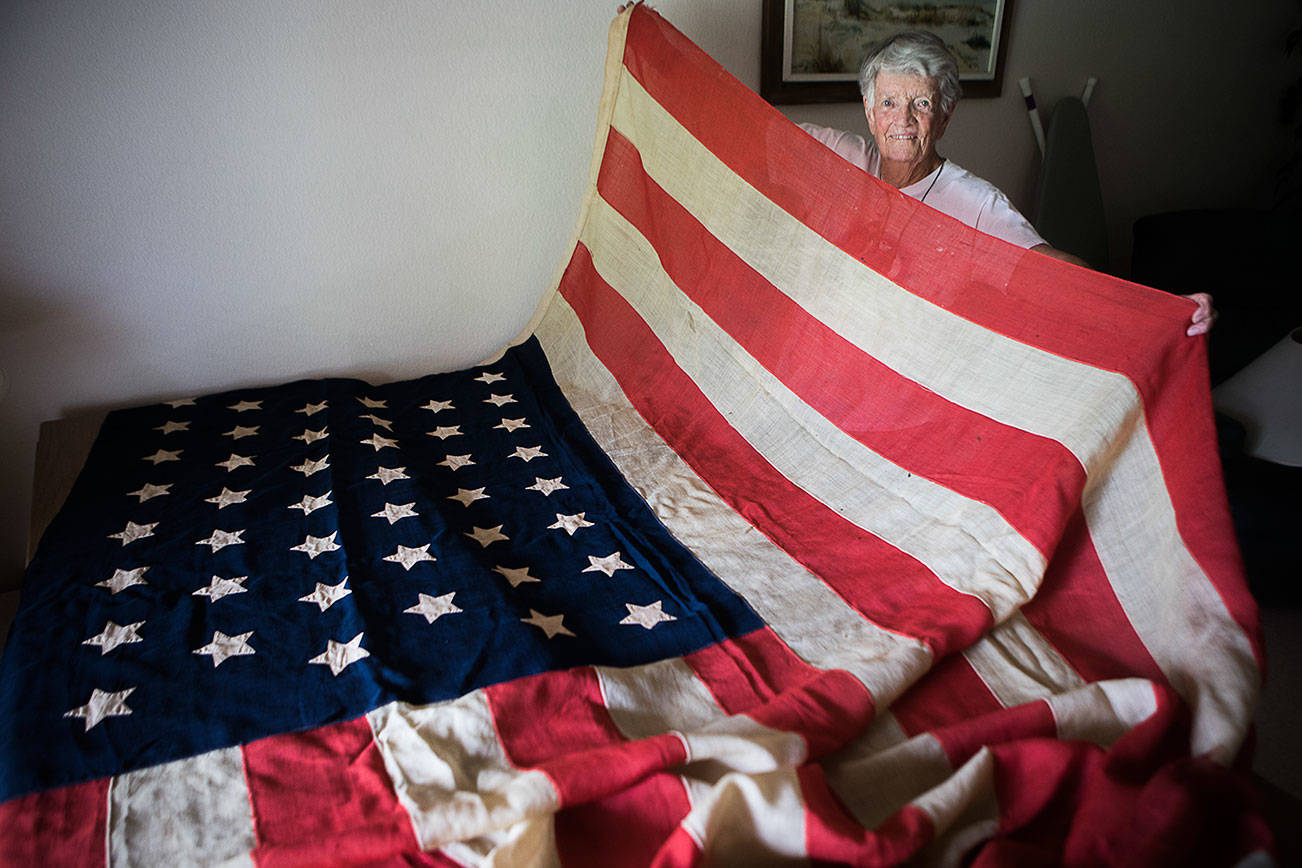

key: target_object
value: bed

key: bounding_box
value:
[0,7,1273,866]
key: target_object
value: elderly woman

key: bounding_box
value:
[801,31,1215,336]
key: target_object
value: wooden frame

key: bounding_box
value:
[761,0,1014,105]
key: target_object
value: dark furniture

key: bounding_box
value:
[1132,209,1301,605]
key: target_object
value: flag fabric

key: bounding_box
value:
[0,6,1272,866]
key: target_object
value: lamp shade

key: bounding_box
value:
[1212,326,1302,467]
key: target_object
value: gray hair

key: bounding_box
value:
[858,31,962,118]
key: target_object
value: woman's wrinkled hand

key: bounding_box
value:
[1182,292,1217,337]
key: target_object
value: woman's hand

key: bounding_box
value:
[1182,292,1216,336]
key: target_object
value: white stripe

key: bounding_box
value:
[367,694,558,854]
[819,712,1003,854]
[822,730,954,832]
[1049,678,1161,748]
[608,66,1258,758]
[536,296,931,705]
[911,748,1000,862]
[676,768,809,863]
[438,818,561,868]
[962,611,1086,709]
[107,745,254,867]
[597,657,725,741]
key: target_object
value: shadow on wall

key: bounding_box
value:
[0,272,139,593]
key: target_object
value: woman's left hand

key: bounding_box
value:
[1182,292,1217,336]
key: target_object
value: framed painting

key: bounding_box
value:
[761,0,1014,104]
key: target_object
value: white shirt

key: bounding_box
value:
[800,123,1046,249]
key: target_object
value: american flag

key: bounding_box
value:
[0,6,1270,865]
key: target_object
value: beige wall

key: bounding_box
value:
[0,0,1293,593]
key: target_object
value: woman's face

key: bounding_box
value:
[863,71,949,169]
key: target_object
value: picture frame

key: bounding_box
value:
[761,0,1014,105]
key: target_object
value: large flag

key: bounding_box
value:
[0,6,1270,865]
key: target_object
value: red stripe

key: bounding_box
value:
[243,716,427,866]
[799,764,935,866]
[891,654,1002,743]
[0,777,108,867]
[889,651,1059,771]
[557,242,992,657]
[930,699,1058,772]
[1135,344,1263,670]
[596,126,1081,562]
[484,667,691,868]
[554,772,694,868]
[682,627,822,713]
[621,6,1261,669]
[980,687,1272,866]
[685,628,874,758]
[650,825,703,868]
[1021,508,1169,686]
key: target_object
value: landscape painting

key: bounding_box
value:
[761,0,1012,103]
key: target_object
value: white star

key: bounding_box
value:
[428,426,462,440]
[447,488,489,507]
[368,466,409,485]
[384,544,436,570]
[493,565,540,587]
[299,578,351,611]
[291,532,341,559]
[422,399,454,413]
[143,449,181,465]
[484,393,516,407]
[217,453,255,472]
[193,630,255,667]
[465,525,509,547]
[224,425,259,440]
[584,552,635,577]
[621,600,678,630]
[297,401,328,416]
[521,609,574,639]
[64,687,135,731]
[205,487,250,509]
[98,566,149,594]
[109,521,157,546]
[309,633,370,675]
[475,372,507,384]
[127,482,172,502]
[361,433,398,451]
[357,396,387,409]
[549,513,594,536]
[288,492,333,514]
[83,621,144,655]
[229,400,262,412]
[360,414,393,430]
[192,574,248,601]
[495,417,530,432]
[292,456,330,476]
[405,592,462,624]
[166,398,196,408]
[197,528,245,551]
[155,420,189,435]
[294,428,329,444]
[509,445,547,463]
[372,502,418,524]
[527,477,569,496]
[439,454,474,471]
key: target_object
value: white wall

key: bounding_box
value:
[0,0,1293,593]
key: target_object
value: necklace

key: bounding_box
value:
[918,160,945,204]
